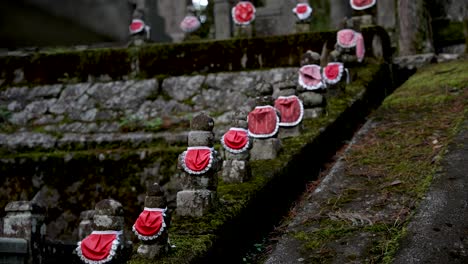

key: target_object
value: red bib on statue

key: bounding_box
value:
[323,62,344,84]
[182,147,213,174]
[132,208,166,240]
[77,231,121,264]
[248,106,279,138]
[221,128,250,153]
[274,96,304,127]
[350,0,376,10]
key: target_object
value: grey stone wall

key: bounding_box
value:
[0,68,297,151]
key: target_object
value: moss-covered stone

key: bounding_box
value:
[0,26,392,88]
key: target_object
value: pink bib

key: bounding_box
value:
[350,0,376,10]
[298,64,324,90]
[232,1,256,25]
[274,96,304,127]
[248,106,279,138]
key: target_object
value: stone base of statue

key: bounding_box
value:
[137,234,170,259]
[278,124,303,139]
[221,159,251,183]
[303,108,325,119]
[234,24,253,38]
[295,23,310,34]
[250,138,282,161]
[176,189,217,217]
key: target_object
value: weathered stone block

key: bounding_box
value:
[92,215,125,231]
[178,171,219,190]
[303,108,325,119]
[137,243,169,259]
[221,160,251,183]
[278,124,303,139]
[250,138,282,161]
[176,190,217,217]
[187,131,215,147]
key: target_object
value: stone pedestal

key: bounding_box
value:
[250,138,282,161]
[176,190,217,217]
[3,201,45,264]
[278,124,303,139]
[234,25,253,38]
[221,153,251,183]
[303,108,325,119]
[295,23,310,34]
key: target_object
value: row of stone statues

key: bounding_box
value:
[73,16,367,262]
[128,0,376,43]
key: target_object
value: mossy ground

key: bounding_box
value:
[254,59,468,263]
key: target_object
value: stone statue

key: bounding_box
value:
[232,1,256,38]
[248,82,282,160]
[176,112,222,217]
[133,183,170,259]
[76,199,132,264]
[221,110,252,183]
[274,79,305,138]
[128,0,150,45]
[297,50,327,119]
[322,61,349,97]
[329,27,366,66]
[292,0,313,33]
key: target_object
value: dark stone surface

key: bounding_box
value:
[393,117,468,264]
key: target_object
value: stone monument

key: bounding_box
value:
[297,50,327,119]
[292,1,313,33]
[274,80,305,138]
[133,183,170,259]
[232,1,256,38]
[248,82,282,160]
[76,199,132,264]
[176,112,223,217]
[322,61,349,97]
[128,0,151,45]
[220,110,252,183]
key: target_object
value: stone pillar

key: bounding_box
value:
[377,0,396,29]
[3,201,46,264]
[133,183,170,259]
[176,113,223,217]
[214,0,232,39]
[221,110,252,183]
[75,199,132,264]
[248,82,282,161]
